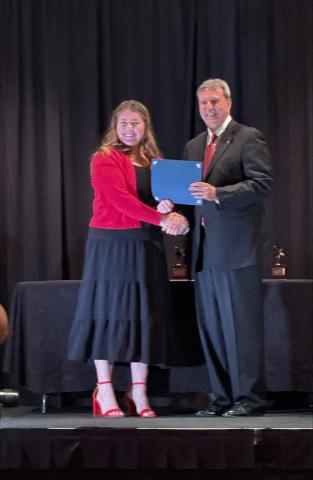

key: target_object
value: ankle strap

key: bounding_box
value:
[97,381,112,385]
[132,382,146,386]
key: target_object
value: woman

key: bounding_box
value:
[68,100,188,418]
[0,303,8,344]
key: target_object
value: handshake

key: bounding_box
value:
[158,200,189,236]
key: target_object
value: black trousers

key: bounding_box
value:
[194,263,266,408]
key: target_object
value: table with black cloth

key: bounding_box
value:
[3,279,313,400]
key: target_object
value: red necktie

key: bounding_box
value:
[202,134,217,179]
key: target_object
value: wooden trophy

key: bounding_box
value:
[170,247,188,280]
[271,245,287,278]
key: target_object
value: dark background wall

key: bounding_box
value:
[0,0,312,308]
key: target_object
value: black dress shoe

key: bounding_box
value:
[195,404,229,417]
[222,401,265,417]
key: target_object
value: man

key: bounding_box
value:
[185,78,273,416]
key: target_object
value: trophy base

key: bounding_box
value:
[271,265,287,278]
[170,264,188,280]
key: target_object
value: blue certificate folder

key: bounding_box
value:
[151,159,203,206]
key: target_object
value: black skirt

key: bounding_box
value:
[68,227,175,365]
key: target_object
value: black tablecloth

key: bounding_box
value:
[3,279,313,394]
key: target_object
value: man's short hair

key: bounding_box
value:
[197,78,231,99]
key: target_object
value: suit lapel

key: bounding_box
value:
[194,132,207,161]
[204,120,241,179]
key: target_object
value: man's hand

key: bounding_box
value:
[160,212,189,235]
[189,181,217,201]
[157,199,174,213]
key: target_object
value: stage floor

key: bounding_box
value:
[1,405,312,478]
[1,405,312,430]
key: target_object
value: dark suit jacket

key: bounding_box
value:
[183,120,273,272]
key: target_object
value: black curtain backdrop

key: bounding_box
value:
[0,0,312,307]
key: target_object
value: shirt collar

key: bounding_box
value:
[207,115,232,142]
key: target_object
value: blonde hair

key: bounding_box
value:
[98,100,160,162]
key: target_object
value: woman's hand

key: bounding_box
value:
[160,212,189,235]
[157,199,174,214]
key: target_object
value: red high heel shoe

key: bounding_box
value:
[125,382,156,417]
[92,381,125,417]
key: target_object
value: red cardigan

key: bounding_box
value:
[89,149,162,229]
